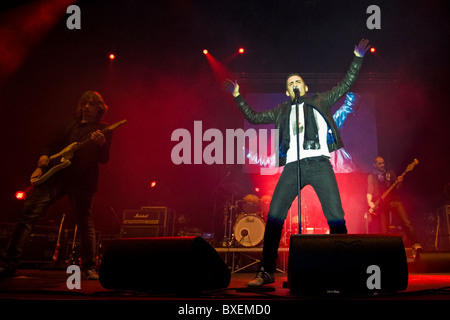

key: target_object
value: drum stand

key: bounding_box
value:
[221,199,238,247]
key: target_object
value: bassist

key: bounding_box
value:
[366,156,422,256]
[0,91,113,280]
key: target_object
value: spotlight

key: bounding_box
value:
[254,187,260,193]
[238,48,245,54]
[109,53,115,60]
[203,49,208,55]
[150,181,157,188]
[15,191,26,200]
[370,47,376,53]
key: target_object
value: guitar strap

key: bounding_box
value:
[62,118,80,143]
[373,169,385,183]
[375,170,399,203]
[64,118,107,144]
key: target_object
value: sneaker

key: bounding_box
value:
[412,243,423,259]
[247,268,275,287]
[86,268,99,280]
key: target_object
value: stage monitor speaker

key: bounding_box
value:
[99,236,231,293]
[415,251,450,273]
[436,205,450,250]
[287,234,408,294]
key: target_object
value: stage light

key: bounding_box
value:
[150,181,157,188]
[15,191,26,200]
[109,53,115,60]
[238,48,245,54]
[370,47,376,53]
[254,187,260,192]
[203,49,208,55]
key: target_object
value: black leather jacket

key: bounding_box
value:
[234,55,363,166]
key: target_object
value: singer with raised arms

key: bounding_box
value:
[224,38,370,287]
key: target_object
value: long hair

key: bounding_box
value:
[76,91,108,122]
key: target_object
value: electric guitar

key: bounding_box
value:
[30,119,127,186]
[365,158,419,217]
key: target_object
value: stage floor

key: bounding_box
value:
[1,268,449,300]
[1,268,449,318]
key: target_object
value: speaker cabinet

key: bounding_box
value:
[287,234,408,294]
[0,223,58,265]
[415,251,450,273]
[99,236,230,293]
[437,205,450,250]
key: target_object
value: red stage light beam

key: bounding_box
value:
[203,50,234,83]
[0,0,77,85]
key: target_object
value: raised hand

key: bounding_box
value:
[354,38,370,57]
[223,79,240,97]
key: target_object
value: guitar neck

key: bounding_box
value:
[367,159,418,215]
[72,122,119,151]
[380,170,407,201]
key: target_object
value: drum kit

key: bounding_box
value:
[221,193,267,248]
[221,188,328,248]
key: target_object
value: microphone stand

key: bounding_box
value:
[293,87,302,234]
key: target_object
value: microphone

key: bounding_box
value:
[293,86,300,103]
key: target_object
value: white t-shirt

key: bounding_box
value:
[286,103,330,164]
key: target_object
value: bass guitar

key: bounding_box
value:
[365,158,419,217]
[30,119,127,186]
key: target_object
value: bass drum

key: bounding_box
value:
[233,214,265,247]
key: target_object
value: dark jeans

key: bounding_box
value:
[375,200,418,246]
[261,157,347,273]
[2,178,97,270]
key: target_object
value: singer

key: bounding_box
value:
[224,38,370,287]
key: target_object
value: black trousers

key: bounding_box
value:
[373,200,418,246]
[260,157,347,273]
[2,178,97,270]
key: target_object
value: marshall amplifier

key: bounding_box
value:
[123,207,168,225]
[121,207,174,237]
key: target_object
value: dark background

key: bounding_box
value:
[0,0,448,247]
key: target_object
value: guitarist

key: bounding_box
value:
[0,91,112,280]
[366,156,422,256]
